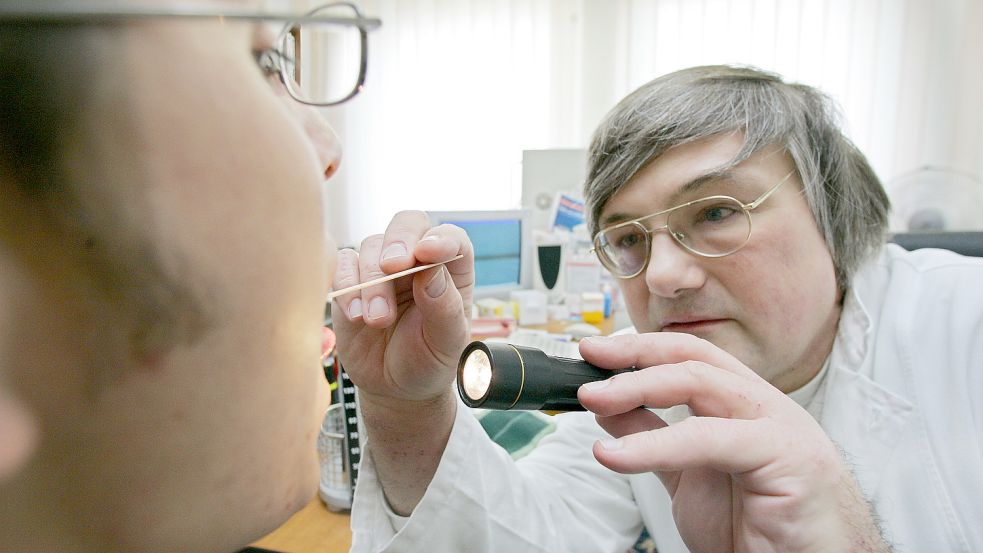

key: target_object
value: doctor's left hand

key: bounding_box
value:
[330,210,474,407]
[330,210,474,515]
[577,332,890,553]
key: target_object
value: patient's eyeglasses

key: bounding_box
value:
[0,1,381,107]
[591,171,795,279]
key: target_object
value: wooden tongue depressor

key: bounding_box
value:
[326,254,465,301]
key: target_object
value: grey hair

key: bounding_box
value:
[584,65,890,289]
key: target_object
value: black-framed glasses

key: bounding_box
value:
[0,1,382,107]
[591,171,795,279]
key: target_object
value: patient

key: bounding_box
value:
[1,2,352,551]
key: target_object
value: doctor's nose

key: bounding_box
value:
[643,232,707,298]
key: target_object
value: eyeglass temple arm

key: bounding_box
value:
[0,4,382,29]
[745,170,796,210]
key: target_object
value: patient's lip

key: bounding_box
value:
[321,326,337,360]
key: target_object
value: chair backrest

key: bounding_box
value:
[888,231,983,257]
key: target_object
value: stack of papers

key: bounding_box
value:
[486,328,582,359]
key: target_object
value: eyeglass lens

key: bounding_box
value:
[596,196,752,276]
[279,3,364,105]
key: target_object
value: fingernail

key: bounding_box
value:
[580,335,610,345]
[348,298,363,320]
[425,267,447,298]
[418,235,439,243]
[367,296,388,320]
[581,379,610,392]
[381,242,408,261]
[599,439,623,451]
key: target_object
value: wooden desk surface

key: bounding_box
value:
[251,497,351,553]
[251,317,617,552]
[537,317,616,336]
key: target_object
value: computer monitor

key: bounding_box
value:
[427,209,532,299]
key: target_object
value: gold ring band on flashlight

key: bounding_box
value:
[456,340,635,411]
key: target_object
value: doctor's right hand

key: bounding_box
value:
[578,332,891,553]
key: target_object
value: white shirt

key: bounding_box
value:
[350,245,983,552]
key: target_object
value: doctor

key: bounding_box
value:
[337,67,983,551]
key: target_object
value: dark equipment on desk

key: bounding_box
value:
[457,340,634,411]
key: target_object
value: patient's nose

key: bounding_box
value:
[281,88,343,180]
[299,104,342,180]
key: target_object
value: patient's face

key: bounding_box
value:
[22,4,339,550]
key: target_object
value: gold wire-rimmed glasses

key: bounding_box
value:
[591,170,796,279]
[0,1,381,107]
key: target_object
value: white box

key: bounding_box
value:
[509,289,548,325]
[475,297,511,318]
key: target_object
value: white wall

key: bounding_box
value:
[307,0,983,246]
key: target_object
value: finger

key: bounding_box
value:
[413,224,473,266]
[579,332,759,380]
[579,360,780,419]
[406,264,471,367]
[413,224,475,307]
[592,416,783,475]
[594,407,668,440]
[357,234,397,327]
[410,224,475,361]
[379,210,433,274]
[592,408,676,492]
[330,248,364,322]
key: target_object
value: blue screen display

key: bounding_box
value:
[445,218,522,287]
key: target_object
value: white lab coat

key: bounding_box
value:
[350,244,983,552]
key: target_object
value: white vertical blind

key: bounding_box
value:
[305,0,983,246]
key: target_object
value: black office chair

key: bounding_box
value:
[888,231,983,258]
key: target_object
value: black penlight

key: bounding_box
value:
[456,340,634,411]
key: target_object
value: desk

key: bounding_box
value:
[535,317,616,336]
[251,497,350,553]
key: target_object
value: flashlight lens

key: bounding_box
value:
[461,349,492,401]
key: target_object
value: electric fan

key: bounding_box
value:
[888,166,983,232]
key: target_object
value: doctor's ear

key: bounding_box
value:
[0,385,39,481]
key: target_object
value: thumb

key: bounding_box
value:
[411,265,471,367]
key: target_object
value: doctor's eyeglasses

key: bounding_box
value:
[0,1,381,107]
[592,171,796,279]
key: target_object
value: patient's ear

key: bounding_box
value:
[0,385,38,480]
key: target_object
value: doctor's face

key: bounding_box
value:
[598,134,842,392]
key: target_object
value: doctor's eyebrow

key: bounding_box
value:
[599,169,738,227]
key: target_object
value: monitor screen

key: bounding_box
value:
[427,210,531,298]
